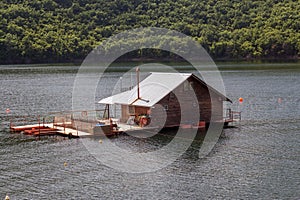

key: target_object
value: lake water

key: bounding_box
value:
[0,63,299,199]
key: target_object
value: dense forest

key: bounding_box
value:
[0,0,299,64]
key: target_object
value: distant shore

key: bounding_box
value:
[1,56,299,66]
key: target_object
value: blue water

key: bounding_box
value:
[0,63,299,199]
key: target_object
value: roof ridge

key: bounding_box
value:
[150,72,192,75]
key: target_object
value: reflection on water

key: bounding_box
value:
[0,63,299,199]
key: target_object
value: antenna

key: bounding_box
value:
[136,67,140,99]
[130,72,132,89]
[130,67,149,105]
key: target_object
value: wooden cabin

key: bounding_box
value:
[98,72,232,128]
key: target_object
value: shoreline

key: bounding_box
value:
[0,57,299,66]
[1,60,300,73]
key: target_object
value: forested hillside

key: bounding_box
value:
[0,0,299,64]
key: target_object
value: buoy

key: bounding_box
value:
[5,195,10,200]
[5,108,10,114]
[64,162,67,167]
[278,97,282,104]
[99,139,102,144]
[239,97,243,103]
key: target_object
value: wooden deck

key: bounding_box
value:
[10,115,241,138]
[11,123,94,138]
[9,109,241,138]
[10,122,158,138]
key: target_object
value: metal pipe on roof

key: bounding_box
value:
[136,67,140,99]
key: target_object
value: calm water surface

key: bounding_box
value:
[0,63,299,199]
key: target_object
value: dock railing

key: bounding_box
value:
[9,114,55,128]
[52,109,108,133]
[224,108,241,125]
[8,109,107,131]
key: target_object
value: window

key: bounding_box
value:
[170,92,175,99]
[183,81,189,91]
[189,81,194,90]
[128,106,135,115]
[184,81,193,91]
[163,105,169,111]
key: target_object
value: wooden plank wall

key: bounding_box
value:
[150,77,223,127]
[120,76,224,127]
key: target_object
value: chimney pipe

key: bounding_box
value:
[136,67,140,99]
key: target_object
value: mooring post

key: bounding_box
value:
[9,118,12,130]
[63,119,66,134]
[6,108,11,129]
[38,115,40,135]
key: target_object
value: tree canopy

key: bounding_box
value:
[0,0,299,64]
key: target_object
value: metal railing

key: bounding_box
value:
[224,108,241,124]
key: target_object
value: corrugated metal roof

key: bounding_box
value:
[98,73,192,107]
[98,72,232,107]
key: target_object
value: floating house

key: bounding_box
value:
[98,72,232,129]
[10,72,237,138]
